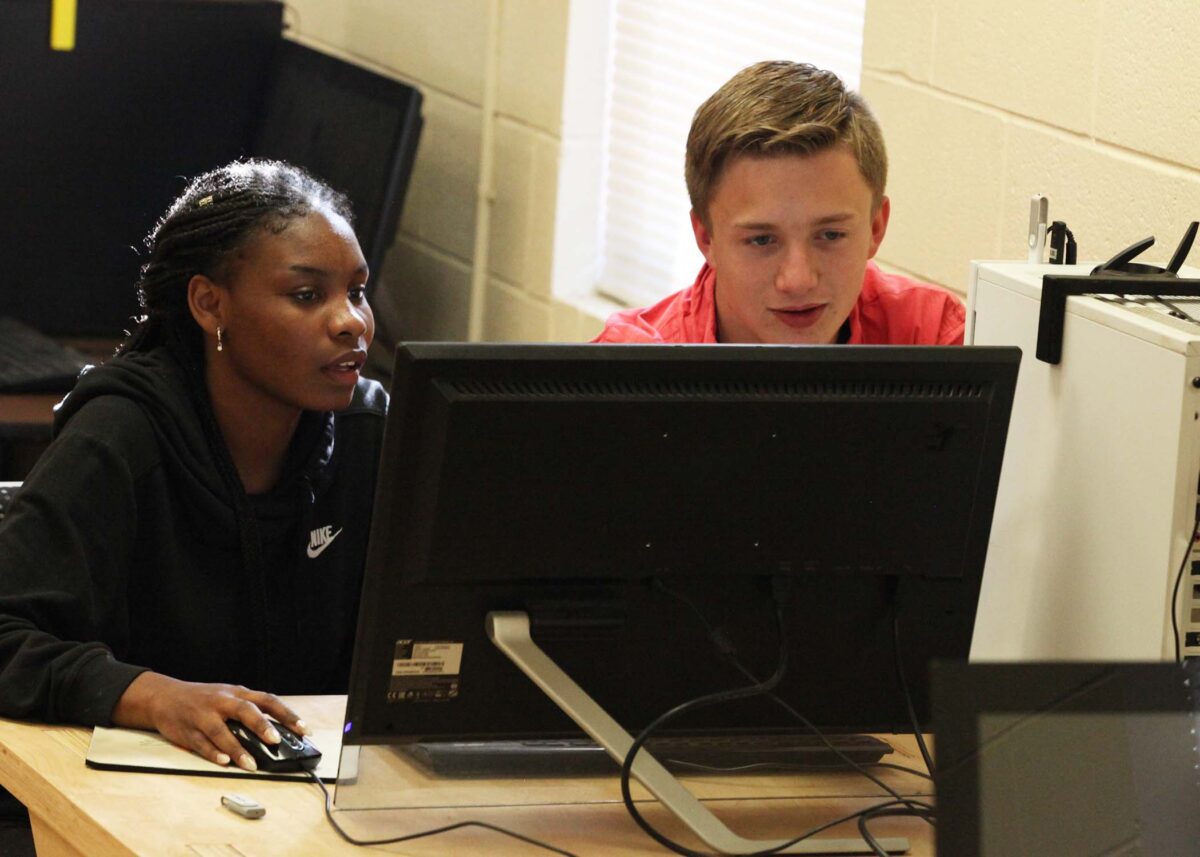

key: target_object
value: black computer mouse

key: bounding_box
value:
[226,718,322,772]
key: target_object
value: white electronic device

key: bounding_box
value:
[1027,195,1048,263]
[221,793,265,819]
[967,260,1200,661]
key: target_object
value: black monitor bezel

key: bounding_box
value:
[347,343,1020,747]
[251,39,423,299]
[933,660,1200,856]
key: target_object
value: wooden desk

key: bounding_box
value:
[0,393,58,479]
[0,338,115,479]
[0,697,935,856]
[0,394,59,436]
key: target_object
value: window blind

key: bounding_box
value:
[599,0,865,308]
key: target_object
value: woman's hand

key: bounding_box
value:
[111,671,308,771]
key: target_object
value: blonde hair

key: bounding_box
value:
[685,61,887,226]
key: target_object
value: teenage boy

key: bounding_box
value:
[594,61,963,346]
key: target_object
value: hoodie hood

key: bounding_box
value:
[14,345,386,703]
[52,346,337,541]
[55,348,239,531]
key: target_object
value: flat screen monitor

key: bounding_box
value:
[0,2,421,337]
[252,39,423,301]
[345,343,1020,751]
[0,0,282,336]
[933,660,1200,856]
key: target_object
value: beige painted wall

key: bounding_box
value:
[285,0,607,350]
[290,1,1200,347]
[862,0,1200,293]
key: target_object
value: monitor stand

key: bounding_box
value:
[486,611,910,856]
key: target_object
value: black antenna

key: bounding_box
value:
[1040,221,1200,364]
[1165,221,1198,274]
[1091,222,1199,277]
[1091,235,1157,275]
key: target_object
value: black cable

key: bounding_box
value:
[621,759,932,857]
[721,669,931,815]
[1171,507,1200,661]
[857,801,938,857]
[772,799,935,856]
[619,798,936,857]
[657,579,932,811]
[618,580,933,855]
[890,613,935,777]
[614,604,792,849]
[617,581,792,856]
[305,769,578,856]
[309,762,930,857]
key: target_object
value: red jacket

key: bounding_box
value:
[593,261,965,345]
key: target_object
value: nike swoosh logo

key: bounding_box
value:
[306,527,344,559]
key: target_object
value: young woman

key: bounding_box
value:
[0,160,386,773]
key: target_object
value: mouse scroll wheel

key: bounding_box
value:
[282,733,302,749]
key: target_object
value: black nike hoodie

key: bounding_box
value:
[0,346,386,725]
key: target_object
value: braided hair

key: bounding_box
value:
[120,158,354,358]
[120,159,355,690]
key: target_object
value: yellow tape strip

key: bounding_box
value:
[50,0,77,51]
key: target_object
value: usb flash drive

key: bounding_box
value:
[221,793,266,819]
[1027,194,1048,263]
[1047,220,1077,265]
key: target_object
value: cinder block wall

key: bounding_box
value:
[862,0,1200,293]
[284,0,602,344]
[289,2,1200,336]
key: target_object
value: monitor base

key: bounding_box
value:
[486,610,909,855]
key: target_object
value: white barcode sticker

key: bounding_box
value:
[389,640,464,702]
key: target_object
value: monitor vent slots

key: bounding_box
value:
[442,378,989,400]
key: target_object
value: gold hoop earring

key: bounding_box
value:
[216,326,224,352]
